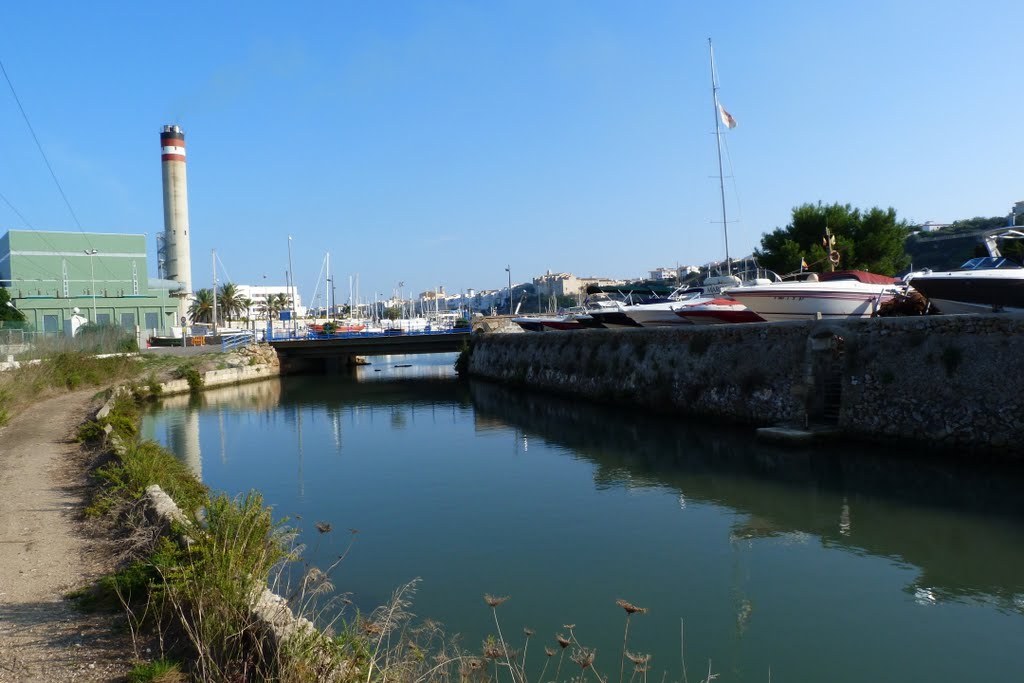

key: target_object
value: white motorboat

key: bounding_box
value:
[621,288,712,327]
[725,271,902,322]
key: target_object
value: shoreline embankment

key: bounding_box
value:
[466,314,1024,453]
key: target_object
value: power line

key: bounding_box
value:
[0,188,37,230]
[0,188,86,288]
[0,58,87,236]
[0,56,118,281]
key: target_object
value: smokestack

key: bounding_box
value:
[160,124,193,308]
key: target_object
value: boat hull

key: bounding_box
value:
[673,298,764,325]
[726,283,897,322]
[588,311,641,328]
[909,272,1024,314]
[623,304,695,327]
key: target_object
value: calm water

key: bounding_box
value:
[142,354,1024,682]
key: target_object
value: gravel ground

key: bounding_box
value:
[0,391,135,682]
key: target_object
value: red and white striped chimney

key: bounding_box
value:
[160,124,193,303]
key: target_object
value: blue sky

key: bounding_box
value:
[1,1,1021,303]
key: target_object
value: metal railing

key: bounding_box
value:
[266,327,469,342]
[221,331,256,352]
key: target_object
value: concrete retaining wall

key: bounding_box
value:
[467,314,1024,452]
[160,363,280,396]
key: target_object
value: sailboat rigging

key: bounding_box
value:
[709,38,734,276]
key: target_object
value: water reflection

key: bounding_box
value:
[468,381,1024,612]
[146,369,1024,618]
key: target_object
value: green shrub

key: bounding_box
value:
[90,439,207,516]
[454,340,473,375]
[76,419,108,444]
[0,388,12,428]
[163,493,293,680]
[173,365,203,392]
[126,658,184,683]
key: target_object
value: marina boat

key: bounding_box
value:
[673,297,765,324]
[620,287,713,327]
[514,295,630,331]
[725,271,902,322]
[512,313,593,332]
[909,256,1024,314]
[908,227,1024,314]
[621,274,773,327]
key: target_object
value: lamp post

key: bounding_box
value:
[505,265,512,315]
[84,249,98,322]
[287,235,296,336]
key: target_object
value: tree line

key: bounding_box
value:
[753,202,1023,276]
[188,283,292,325]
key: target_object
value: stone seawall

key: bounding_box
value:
[160,363,280,396]
[467,314,1024,452]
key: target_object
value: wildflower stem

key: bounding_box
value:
[680,619,689,683]
[491,607,519,683]
[619,613,631,683]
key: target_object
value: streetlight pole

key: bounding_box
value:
[287,235,296,337]
[211,248,218,334]
[505,265,512,315]
[84,249,97,322]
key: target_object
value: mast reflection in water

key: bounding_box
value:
[143,353,1024,683]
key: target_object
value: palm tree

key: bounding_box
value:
[189,288,215,324]
[265,292,291,320]
[217,283,248,325]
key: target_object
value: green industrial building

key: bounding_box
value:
[0,230,181,336]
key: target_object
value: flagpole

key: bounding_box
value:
[709,38,731,276]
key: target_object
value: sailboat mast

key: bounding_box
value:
[709,38,731,275]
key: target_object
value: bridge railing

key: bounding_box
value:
[221,331,255,352]
[267,327,469,342]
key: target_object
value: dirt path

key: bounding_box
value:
[0,391,133,682]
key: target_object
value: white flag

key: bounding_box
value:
[719,104,737,129]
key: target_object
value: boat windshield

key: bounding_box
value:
[957,257,1021,270]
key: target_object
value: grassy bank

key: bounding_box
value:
[76,390,357,681]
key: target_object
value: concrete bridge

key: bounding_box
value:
[269,330,472,373]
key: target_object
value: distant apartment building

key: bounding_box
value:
[1014,201,1024,221]
[648,267,677,281]
[236,284,304,320]
[533,271,583,299]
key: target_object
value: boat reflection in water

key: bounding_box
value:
[469,381,1024,611]
[143,355,1024,683]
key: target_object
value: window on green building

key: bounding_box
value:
[121,313,136,329]
[43,315,58,333]
[145,312,159,330]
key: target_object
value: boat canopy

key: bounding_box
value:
[585,282,679,296]
[819,270,899,285]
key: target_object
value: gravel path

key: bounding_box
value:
[0,391,133,682]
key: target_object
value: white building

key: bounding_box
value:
[236,284,305,320]
[649,267,677,281]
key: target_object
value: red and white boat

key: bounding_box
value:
[724,271,902,322]
[672,297,764,325]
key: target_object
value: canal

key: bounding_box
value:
[142,353,1024,682]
